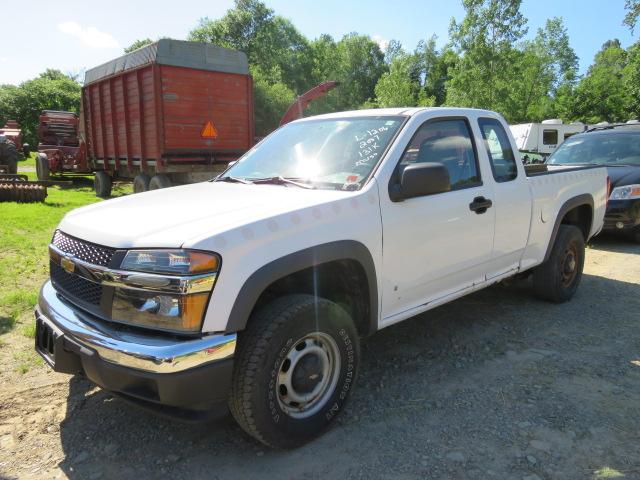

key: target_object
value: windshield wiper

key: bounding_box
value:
[214,175,254,184]
[249,176,315,189]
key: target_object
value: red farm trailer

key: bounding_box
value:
[41,40,336,197]
[36,110,88,180]
[81,39,254,197]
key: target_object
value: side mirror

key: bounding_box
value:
[391,162,451,201]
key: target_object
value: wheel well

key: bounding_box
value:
[250,260,372,337]
[560,204,593,240]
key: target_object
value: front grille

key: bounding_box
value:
[50,261,103,306]
[52,230,115,267]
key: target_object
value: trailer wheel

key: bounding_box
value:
[533,225,585,303]
[149,174,172,190]
[229,294,360,449]
[36,154,50,181]
[94,171,112,198]
[133,174,151,193]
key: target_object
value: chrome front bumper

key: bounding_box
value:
[36,280,236,374]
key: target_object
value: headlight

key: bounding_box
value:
[121,249,219,275]
[112,249,220,333]
[610,184,640,200]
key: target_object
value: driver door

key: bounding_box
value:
[379,116,496,325]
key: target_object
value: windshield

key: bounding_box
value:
[220,116,406,189]
[547,131,640,166]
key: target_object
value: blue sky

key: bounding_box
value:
[1,0,636,86]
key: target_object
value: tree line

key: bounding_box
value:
[1,0,639,144]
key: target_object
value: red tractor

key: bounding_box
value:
[35,110,89,180]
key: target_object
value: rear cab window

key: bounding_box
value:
[478,118,518,182]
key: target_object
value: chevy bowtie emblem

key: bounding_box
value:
[61,256,75,274]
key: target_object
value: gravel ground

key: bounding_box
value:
[1,236,639,480]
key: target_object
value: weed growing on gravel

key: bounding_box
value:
[21,322,36,339]
[13,349,43,374]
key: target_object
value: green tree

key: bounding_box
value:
[415,36,458,106]
[445,0,527,118]
[571,40,633,123]
[0,70,81,145]
[124,38,154,53]
[624,0,640,32]
[375,53,426,107]
[305,33,386,115]
[189,0,313,93]
[508,17,578,122]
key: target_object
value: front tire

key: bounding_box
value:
[533,225,585,303]
[229,294,360,449]
[36,153,50,180]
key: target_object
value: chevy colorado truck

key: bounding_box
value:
[35,108,607,448]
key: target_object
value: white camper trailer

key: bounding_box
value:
[510,120,586,158]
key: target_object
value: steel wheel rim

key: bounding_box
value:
[277,332,341,419]
[560,243,579,287]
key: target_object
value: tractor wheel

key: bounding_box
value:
[133,174,151,193]
[1,141,18,174]
[94,171,113,198]
[36,154,50,181]
[149,174,172,190]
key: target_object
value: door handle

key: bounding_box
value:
[469,196,493,214]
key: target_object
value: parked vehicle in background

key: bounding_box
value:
[547,123,640,243]
[35,107,607,448]
[510,119,585,160]
[36,111,90,181]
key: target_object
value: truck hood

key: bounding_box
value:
[59,182,353,249]
[605,165,640,188]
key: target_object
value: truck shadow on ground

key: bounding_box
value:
[56,245,640,479]
[589,234,639,254]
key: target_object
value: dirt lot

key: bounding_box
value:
[1,237,639,480]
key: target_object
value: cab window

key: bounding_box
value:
[398,118,481,190]
[478,118,518,182]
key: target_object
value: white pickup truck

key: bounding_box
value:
[35,107,607,448]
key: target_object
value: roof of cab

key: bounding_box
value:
[295,106,503,122]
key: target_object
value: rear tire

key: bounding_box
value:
[2,141,18,174]
[36,153,50,181]
[229,294,360,449]
[94,171,112,198]
[533,225,585,303]
[149,174,172,190]
[133,173,151,193]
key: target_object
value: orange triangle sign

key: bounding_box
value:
[201,121,218,139]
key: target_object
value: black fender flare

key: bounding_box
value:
[224,240,378,335]
[543,193,594,262]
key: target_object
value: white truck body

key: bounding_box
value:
[510,120,586,156]
[58,108,607,332]
[36,107,607,447]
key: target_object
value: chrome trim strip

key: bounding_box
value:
[37,280,235,373]
[49,244,217,294]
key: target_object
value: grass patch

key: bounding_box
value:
[13,349,43,374]
[21,151,36,168]
[21,322,36,339]
[0,173,131,338]
[594,467,625,479]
